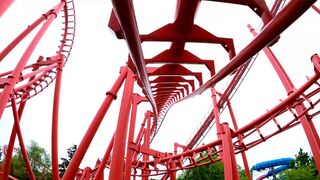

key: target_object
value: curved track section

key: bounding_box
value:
[0,1,75,110]
[0,1,75,179]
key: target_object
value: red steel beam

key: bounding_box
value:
[10,98,36,180]
[94,134,114,180]
[0,1,65,119]
[1,62,41,179]
[0,9,52,62]
[0,0,14,17]
[124,95,147,179]
[109,70,135,180]
[51,56,65,180]
[312,5,320,15]
[221,123,240,180]
[227,99,251,180]
[2,100,27,179]
[211,88,223,156]
[249,25,320,172]
[182,0,317,100]
[110,0,157,117]
[170,0,200,53]
[143,72,319,167]
[63,67,128,179]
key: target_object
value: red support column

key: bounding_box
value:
[249,26,320,173]
[1,100,26,179]
[0,0,14,17]
[211,88,223,156]
[312,5,320,15]
[0,1,65,119]
[227,99,251,180]
[63,67,128,179]
[169,162,176,180]
[0,9,51,62]
[10,98,36,180]
[221,123,240,180]
[94,134,114,180]
[52,56,65,180]
[109,70,135,180]
[124,95,147,180]
[184,0,316,98]
[80,167,91,180]
[142,111,152,180]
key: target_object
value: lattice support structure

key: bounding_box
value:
[1,0,320,180]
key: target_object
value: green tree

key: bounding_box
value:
[283,148,319,180]
[59,144,77,177]
[10,140,52,179]
[238,165,249,180]
[177,153,248,180]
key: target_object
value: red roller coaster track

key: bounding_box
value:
[0,0,320,180]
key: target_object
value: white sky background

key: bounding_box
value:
[0,0,320,179]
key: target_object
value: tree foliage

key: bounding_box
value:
[10,140,52,180]
[177,161,224,180]
[59,144,77,177]
[177,153,248,180]
[283,148,319,180]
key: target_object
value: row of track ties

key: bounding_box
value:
[113,0,320,177]
[187,0,288,151]
[0,0,75,107]
[108,0,274,176]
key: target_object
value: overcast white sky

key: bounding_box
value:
[1,0,320,179]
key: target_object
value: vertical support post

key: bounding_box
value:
[211,88,223,156]
[0,1,65,120]
[80,167,91,180]
[94,134,114,180]
[2,100,26,179]
[109,70,135,180]
[93,159,104,180]
[227,99,251,180]
[142,111,152,180]
[1,59,40,178]
[221,123,240,180]
[132,111,149,162]
[52,56,64,180]
[10,98,36,180]
[63,67,128,179]
[124,94,144,180]
[249,26,320,174]
[169,162,176,180]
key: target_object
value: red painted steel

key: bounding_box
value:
[313,5,320,14]
[0,0,14,17]
[211,88,223,156]
[221,123,240,180]
[10,98,35,180]
[1,0,320,179]
[51,55,65,180]
[0,1,65,119]
[109,69,135,180]
[183,0,316,99]
[63,67,128,179]
[250,26,320,172]
[227,99,251,180]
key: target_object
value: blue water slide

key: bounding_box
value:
[251,158,293,171]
